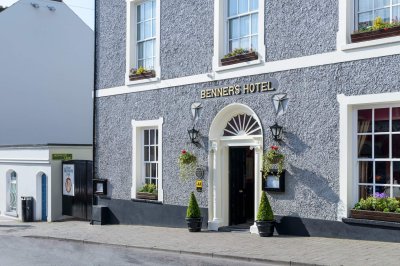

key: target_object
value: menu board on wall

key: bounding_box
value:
[63,164,75,196]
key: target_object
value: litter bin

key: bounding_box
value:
[21,196,34,222]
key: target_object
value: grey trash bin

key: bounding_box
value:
[21,196,34,222]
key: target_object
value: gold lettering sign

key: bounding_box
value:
[200,81,276,99]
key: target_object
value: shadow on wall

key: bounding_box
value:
[282,132,311,155]
[290,165,339,205]
[275,214,310,236]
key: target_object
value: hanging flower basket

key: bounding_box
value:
[179,150,197,181]
[262,146,285,178]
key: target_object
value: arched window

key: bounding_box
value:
[223,114,262,136]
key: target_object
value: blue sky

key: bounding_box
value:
[0,0,94,30]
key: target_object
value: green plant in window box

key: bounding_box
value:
[178,150,197,181]
[137,183,158,200]
[262,146,285,178]
[351,17,400,43]
[223,48,255,59]
[352,193,400,222]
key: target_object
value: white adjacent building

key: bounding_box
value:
[0,0,93,221]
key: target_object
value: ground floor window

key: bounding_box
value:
[357,106,400,199]
[131,118,163,201]
[8,171,17,213]
[143,128,159,187]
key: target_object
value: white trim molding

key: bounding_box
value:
[97,42,400,98]
[337,92,400,221]
[126,0,161,85]
[131,117,164,202]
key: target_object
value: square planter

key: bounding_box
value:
[350,209,400,223]
[351,26,400,43]
[129,70,156,81]
[220,51,258,66]
[136,192,158,201]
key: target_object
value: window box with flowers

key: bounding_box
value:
[220,48,258,66]
[129,67,156,81]
[351,192,400,223]
[178,150,197,181]
[351,16,400,43]
[137,183,158,201]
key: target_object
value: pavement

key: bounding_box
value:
[0,217,400,266]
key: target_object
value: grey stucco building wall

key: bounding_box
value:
[95,0,340,90]
[94,0,400,241]
[95,55,400,221]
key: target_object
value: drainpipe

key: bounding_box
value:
[91,0,98,224]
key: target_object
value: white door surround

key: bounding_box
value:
[208,103,263,233]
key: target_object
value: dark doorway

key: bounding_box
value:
[62,160,93,221]
[229,147,254,225]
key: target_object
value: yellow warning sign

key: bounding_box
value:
[196,180,203,192]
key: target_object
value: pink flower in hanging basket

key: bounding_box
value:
[181,150,187,154]
[270,146,279,151]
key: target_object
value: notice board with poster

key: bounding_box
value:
[63,164,75,196]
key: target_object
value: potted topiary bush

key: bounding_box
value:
[256,191,275,237]
[185,192,202,232]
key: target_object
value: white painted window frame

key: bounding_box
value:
[337,0,400,51]
[213,0,266,72]
[354,105,400,201]
[126,0,161,85]
[337,92,400,221]
[131,118,164,202]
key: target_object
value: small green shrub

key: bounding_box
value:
[256,191,274,221]
[387,198,399,212]
[186,192,201,218]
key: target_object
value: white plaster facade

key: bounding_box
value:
[0,145,92,221]
[0,0,93,145]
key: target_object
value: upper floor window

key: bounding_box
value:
[126,0,160,83]
[137,0,156,69]
[213,0,265,71]
[227,0,258,52]
[356,0,400,30]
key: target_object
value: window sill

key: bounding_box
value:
[126,76,160,87]
[340,36,400,51]
[131,198,163,205]
[213,58,262,73]
[343,217,400,229]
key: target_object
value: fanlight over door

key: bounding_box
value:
[223,114,262,137]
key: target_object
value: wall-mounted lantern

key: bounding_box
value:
[188,127,200,144]
[270,122,283,141]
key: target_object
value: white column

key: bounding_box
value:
[250,145,262,234]
[208,141,222,231]
[207,142,215,225]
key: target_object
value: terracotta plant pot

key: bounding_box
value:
[256,220,275,237]
[351,26,400,43]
